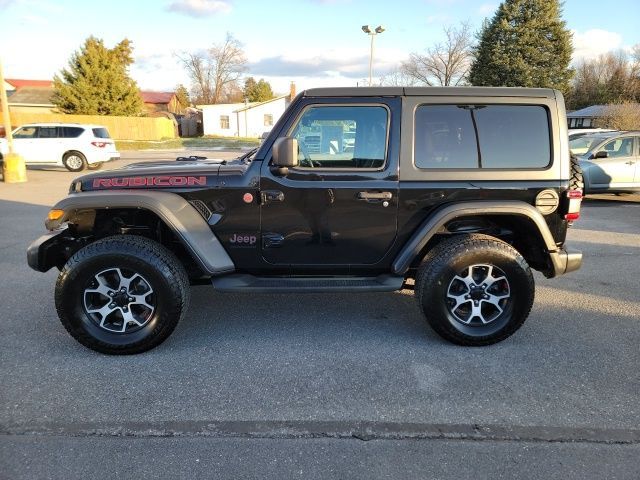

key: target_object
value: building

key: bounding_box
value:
[4,79,181,116]
[567,104,640,129]
[200,83,296,138]
[140,91,182,114]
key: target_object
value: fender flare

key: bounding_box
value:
[47,190,234,275]
[392,201,560,276]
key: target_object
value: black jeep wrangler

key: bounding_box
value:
[28,87,583,354]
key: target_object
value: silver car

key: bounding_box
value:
[570,131,640,193]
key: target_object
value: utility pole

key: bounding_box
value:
[0,57,27,183]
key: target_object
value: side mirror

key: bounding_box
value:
[272,137,299,173]
[592,151,608,159]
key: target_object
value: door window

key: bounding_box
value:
[289,105,388,169]
[38,126,58,138]
[600,138,633,158]
[13,126,38,138]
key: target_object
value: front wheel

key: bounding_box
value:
[55,235,190,354]
[415,234,534,346]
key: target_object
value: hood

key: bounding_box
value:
[73,156,250,192]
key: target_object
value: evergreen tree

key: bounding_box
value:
[175,84,191,108]
[243,77,274,102]
[469,0,573,93]
[53,37,143,115]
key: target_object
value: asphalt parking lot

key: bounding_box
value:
[1,152,639,478]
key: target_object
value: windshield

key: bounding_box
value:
[569,135,613,155]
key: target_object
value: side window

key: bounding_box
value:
[289,105,388,169]
[220,115,230,129]
[264,114,273,127]
[475,105,550,168]
[38,126,58,138]
[600,138,633,158]
[414,104,551,169]
[414,105,478,169]
[14,126,38,139]
[62,127,84,138]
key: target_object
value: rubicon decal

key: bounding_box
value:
[92,176,207,188]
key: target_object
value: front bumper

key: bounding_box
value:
[27,227,68,272]
[549,247,583,277]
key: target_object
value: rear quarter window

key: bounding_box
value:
[475,105,550,169]
[92,128,111,139]
[414,104,551,169]
[61,127,84,138]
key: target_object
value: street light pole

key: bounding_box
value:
[361,25,385,86]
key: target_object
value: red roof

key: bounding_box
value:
[141,91,175,104]
[5,78,53,89]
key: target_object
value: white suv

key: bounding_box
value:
[0,123,120,172]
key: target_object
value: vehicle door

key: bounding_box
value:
[259,98,400,270]
[32,126,61,163]
[634,136,640,185]
[11,126,39,162]
[589,136,636,189]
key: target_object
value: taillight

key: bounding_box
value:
[565,189,582,221]
[91,141,107,148]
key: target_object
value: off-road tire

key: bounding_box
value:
[570,154,584,192]
[415,234,534,346]
[55,235,190,354]
[62,151,87,172]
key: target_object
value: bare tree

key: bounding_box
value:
[177,33,247,104]
[400,22,474,86]
[594,101,640,130]
[567,50,640,110]
[380,69,418,87]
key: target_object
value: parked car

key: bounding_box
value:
[568,128,615,141]
[0,123,120,172]
[571,131,640,193]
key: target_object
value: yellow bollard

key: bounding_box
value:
[2,152,28,183]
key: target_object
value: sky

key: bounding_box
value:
[1,0,639,95]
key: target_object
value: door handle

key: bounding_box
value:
[260,190,285,204]
[625,161,636,165]
[357,191,393,200]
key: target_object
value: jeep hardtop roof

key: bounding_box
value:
[303,86,557,99]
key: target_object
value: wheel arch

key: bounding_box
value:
[43,190,234,276]
[393,201,560,277]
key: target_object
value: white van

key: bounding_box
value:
[0,123,120,171]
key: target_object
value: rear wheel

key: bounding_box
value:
[570,154,584,192]
[55,235,190,354]
[62,152,87,172]
[87,162,103,170]
[415,234,534,346]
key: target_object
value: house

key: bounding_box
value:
[200,83,296,138]
[3,79,56,113]
[4,78,53,93]
[140,91,182,114]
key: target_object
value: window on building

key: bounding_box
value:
[264,114,273,126]
[414,104,551,169]
[220,115,230,129]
